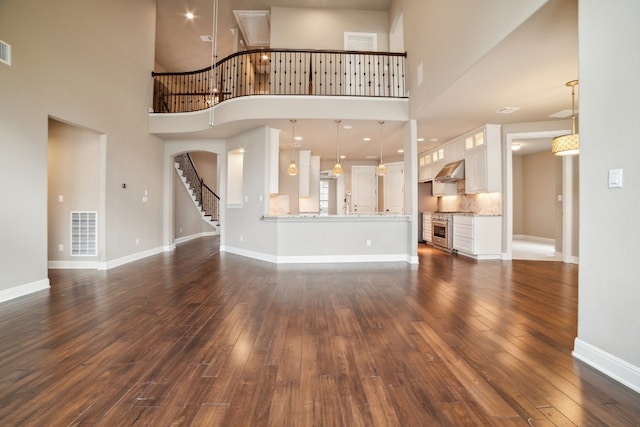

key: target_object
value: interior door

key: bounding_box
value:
[352,165,377,213]
[383,162,404,214]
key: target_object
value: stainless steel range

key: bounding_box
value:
[431,212,453,252]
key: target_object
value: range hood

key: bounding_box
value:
[434,160,465,182]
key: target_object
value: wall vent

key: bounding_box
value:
[70,211,97,256]
[0,41,11,66]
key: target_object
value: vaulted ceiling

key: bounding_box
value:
[154,0,578,160]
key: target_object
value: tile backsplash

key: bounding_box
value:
[439,192,502,215]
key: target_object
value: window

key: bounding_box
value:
[319,179,329,215]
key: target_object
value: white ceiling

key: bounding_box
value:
[154,0,578,160]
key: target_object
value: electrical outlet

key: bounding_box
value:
[58,244,64,252]
[366,239,372,246]
[58,195,64,203]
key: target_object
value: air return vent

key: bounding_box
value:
[0,41,11,66]
[70,211,97,256]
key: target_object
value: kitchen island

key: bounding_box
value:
[255,214,416,264]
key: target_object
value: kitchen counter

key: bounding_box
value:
[254,214,415,264]
[263,214,411,222]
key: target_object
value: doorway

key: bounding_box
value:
[506,130,578,263]
[47,118,104,269]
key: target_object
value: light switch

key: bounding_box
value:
[58,195,64,203]
[608,169,623,188]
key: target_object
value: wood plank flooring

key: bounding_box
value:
[1,237,639,426]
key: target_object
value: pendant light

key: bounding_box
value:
[287,119,298,176]
[332,120,344,175]
[551,80,579,156]
[377,120,387,176]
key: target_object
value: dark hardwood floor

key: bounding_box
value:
[1,237,639,426]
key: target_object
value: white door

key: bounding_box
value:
[383,162,404,214]
[352,166,377,213]
[344,32,378,96]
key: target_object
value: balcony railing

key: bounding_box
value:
[152,49,407,114]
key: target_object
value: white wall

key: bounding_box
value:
[521,150,558,240]
[573,0,640,392]
[398,0,547,108]
[271,7,389,51]
[223,127,278,257]
[0,0,162,298]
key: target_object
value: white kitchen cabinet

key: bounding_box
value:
[445,139,464,162]
[463,124,501,193]
[452,215,501,259]
[418,152,432,182]
[422,212,432,242]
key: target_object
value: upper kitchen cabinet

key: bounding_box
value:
[418,152,432,182]
[418,147,445,183]
[464,124,501,193]
[445,139,464,163]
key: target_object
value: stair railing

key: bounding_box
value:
[152,48,407,113]
[175,153,220,223]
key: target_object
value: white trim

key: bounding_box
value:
[97,245,166,271]
[221,245,414,264]
[573,338,640,394]
[48,260,100,269]
[220,245,277,263]
[175,231,218,245]
[514,235,556,245]
[0,279,50,303]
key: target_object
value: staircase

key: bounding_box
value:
[174,153,220,234]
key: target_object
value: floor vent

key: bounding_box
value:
[0,41,11,66]
[71,211,97,256]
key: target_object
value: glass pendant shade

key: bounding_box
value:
[287,160,298,176]
[332,162,343,175]
[552,80,579,156]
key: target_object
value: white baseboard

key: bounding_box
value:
[0,279,50,303]
[97,245,166,271]
[48,260,100,269]
[221,245,415,264]
[514,235,556,245]
[573,338,640,394]
[175,231,218,245]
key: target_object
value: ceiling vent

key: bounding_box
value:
[233,10,270,47]
[0,40,11,66]
[495,106,520,114]
[200,35,213,42]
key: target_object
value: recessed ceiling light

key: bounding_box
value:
[496,106,520,114]
[186,12,195,20]
[294,136,303,141]
[363,137,371,141]
[511,143,521,151]
[417,138,425,142]
[342,124,352,130]
[340,155,346,159]
[398,149,404,153]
